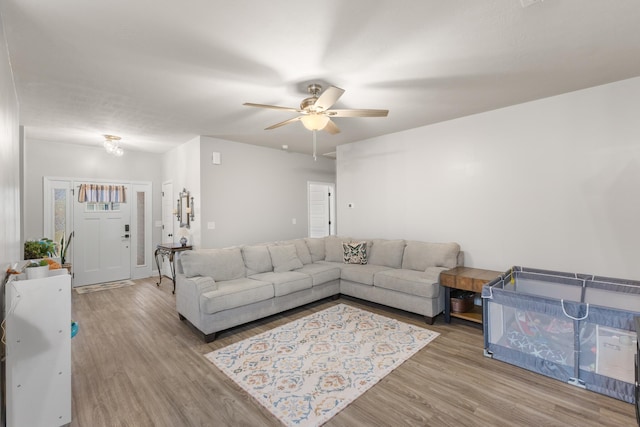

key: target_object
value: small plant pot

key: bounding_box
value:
[26,265,49,280]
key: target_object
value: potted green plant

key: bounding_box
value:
[24,238,58,260]
[26,259,50,280]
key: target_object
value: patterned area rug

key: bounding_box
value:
[74,280,136,294]
[205,304,439,426]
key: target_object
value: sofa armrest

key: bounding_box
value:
[175,274,217,327]
[425,266,449,284]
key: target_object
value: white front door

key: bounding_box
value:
[73,184,131,286]
[308,182,336,237]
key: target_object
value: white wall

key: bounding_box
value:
[23,139,164,247]
[0,13,20,267]
[1,13,19,416]
[198,137,336,248]
[162,136,201,246]
[337,77,640,280]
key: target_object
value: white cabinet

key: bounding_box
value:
[4,269,71,427]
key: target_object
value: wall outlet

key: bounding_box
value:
[292,218,297,225]
[207,221,216,230]
[348,203,355,208]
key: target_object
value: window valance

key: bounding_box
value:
[77,184,127,203]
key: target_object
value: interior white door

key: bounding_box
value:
[161,182,174,243]
[73,184,131,286]
[308,182,335,237]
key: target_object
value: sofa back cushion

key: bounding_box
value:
[367,239,405,268]
[325,235,351,262]
[268,244,304,273]
[280,239,313,265]
[242,245,273,275]
[181,248,246,281]
[305,238,326,262]
[402,241,460,270]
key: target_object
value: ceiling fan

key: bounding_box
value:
[243,83,389,134]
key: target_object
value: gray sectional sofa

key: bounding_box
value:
[175,236,463,342]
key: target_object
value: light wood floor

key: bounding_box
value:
[70,277,636,427]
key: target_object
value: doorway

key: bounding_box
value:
[43,178,152,286]
[73,184,132,286]
[308,182,336,237]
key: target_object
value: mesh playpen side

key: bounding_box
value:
[482,266,640,403]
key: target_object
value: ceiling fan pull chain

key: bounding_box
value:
[313,130,317,161]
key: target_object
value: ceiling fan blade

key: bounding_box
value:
[243,102,300,112]
[326,109,389,117]
[323,119,341,135]
[313,86,345,111]
[264,116,301,130]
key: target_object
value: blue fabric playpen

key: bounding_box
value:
[482,266,640,403]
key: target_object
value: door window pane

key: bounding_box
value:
[136,192,145,266]
[53,188,67,244]
[85,202,120,212]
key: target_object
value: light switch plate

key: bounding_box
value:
[212,152,221,164]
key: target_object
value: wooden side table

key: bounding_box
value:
[440,267,502,324]
[154,243,192,294]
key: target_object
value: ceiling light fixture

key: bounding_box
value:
[300,114,329,131]
[103,134,124,157]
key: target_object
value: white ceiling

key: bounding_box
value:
[2,0,640,157]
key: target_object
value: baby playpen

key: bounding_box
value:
[482,266,640,403]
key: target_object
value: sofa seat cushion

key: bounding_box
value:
[250,271,312,297]
[294,263,341,286]
[340,264,395,286]
[199,278,273,315]
[374,267,447,298]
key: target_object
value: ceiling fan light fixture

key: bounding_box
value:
[301,114,329,131]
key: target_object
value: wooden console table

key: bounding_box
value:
[154,243,192,294]
[440,267,502,324]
